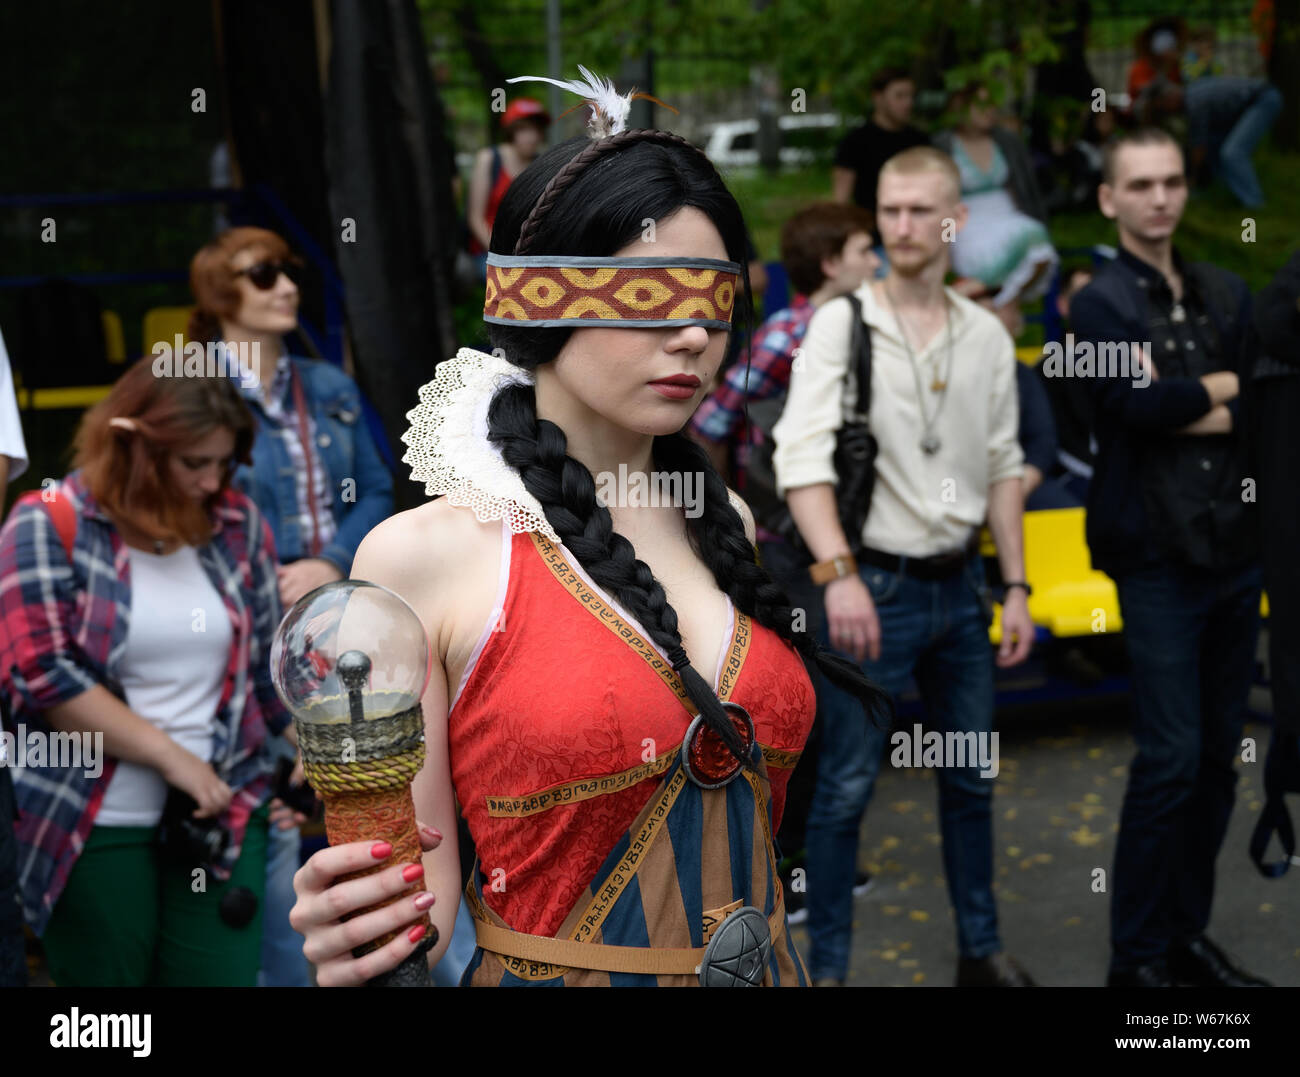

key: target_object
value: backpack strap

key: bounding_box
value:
[13,484,78,562]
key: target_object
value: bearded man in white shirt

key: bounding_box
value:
[773,146,1036,987]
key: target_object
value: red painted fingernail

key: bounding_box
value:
[414,892,435,911]
[370,841,393,860]
[401,863,424,883]
[407,924,427,944]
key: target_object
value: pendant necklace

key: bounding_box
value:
[882,281,953,456]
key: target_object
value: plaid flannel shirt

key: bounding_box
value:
[690,296,814,542]
[0,470,291,935]
[690,294,815,460]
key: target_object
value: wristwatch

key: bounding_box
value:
[809,553,858,585]
[1003,581,1033,597]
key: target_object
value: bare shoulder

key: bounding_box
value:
[724,487,757,546]
[353,498,501,594]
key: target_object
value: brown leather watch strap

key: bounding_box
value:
[809,553,858,585]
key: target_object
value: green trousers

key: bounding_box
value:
[43,802,270,987]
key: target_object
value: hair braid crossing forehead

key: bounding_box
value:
[512,128,721,256]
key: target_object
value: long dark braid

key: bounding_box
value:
[652,430,892,723]
[487,382,756,764]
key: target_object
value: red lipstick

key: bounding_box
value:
[647,373,701,401]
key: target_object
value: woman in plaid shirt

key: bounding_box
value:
[0,362,294,985]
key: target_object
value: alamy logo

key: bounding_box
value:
[0,724,103,778]
[50,1009,151,1056]
[1041,334,1152,388]
[594,464,703,519]
[890,723,1000,778]
[152,336,260,389]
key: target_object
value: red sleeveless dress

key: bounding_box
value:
[447,519,816,941]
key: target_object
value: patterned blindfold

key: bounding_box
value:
[484,254,741,330]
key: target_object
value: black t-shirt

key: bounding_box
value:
[834,121,930,215]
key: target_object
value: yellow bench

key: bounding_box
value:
[142,306,194,352]
[985,507,1268,644]
[986,507,1122,644]
[103,310,126,363]
[12,310,124,409]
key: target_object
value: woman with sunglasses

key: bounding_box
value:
[0,363,292,985]
[188,227,394,612]
[187,226,394,986]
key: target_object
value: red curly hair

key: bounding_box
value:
[71,358,256,546]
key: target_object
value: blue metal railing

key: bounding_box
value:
[0,185,397,472]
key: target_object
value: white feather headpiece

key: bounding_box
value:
[506,64,676,140]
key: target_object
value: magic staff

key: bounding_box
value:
[295,649,436,986]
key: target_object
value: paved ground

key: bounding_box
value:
[20,670,1298,989]
[788,695,1300,987]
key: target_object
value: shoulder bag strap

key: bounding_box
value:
[843,292,872,421]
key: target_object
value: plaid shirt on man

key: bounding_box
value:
[233,347,338,557]
[690,294,815,464]
[0,470,291,935]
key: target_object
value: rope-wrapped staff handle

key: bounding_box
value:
[297,649,436,987]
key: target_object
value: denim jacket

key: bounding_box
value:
[230,357,394,575]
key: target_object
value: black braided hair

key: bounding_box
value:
[488,382,751,762]
[513,128,702,257]
[483,130,890,767]
[651,429,892,720]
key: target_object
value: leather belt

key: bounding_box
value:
[469,883,789,977]
[858,536,978,581]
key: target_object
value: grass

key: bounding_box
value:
[726,142,1299,293]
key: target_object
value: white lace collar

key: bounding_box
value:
[400,348,562,542]
[401,346,748,541]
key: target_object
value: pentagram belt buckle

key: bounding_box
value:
[696,905,771,987]
[680,701,756,789]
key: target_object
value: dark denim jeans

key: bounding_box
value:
[757,539,826,864]
[805,553,1001,981]
[1109,559,1262,972]
[1215,85,1282,208]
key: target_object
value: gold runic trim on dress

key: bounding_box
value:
[528,530,751,708]
[479,533,802,817]
[483,743,802,818]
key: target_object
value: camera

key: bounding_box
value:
[156,786,230,866]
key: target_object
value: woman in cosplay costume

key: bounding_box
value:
[290,68,887,987]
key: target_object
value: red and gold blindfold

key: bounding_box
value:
[484,254,741,329]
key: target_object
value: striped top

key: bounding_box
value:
[231,347,338,557]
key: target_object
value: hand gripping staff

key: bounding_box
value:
[271,580,437,986]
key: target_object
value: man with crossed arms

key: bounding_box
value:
[773,147,1036,987]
